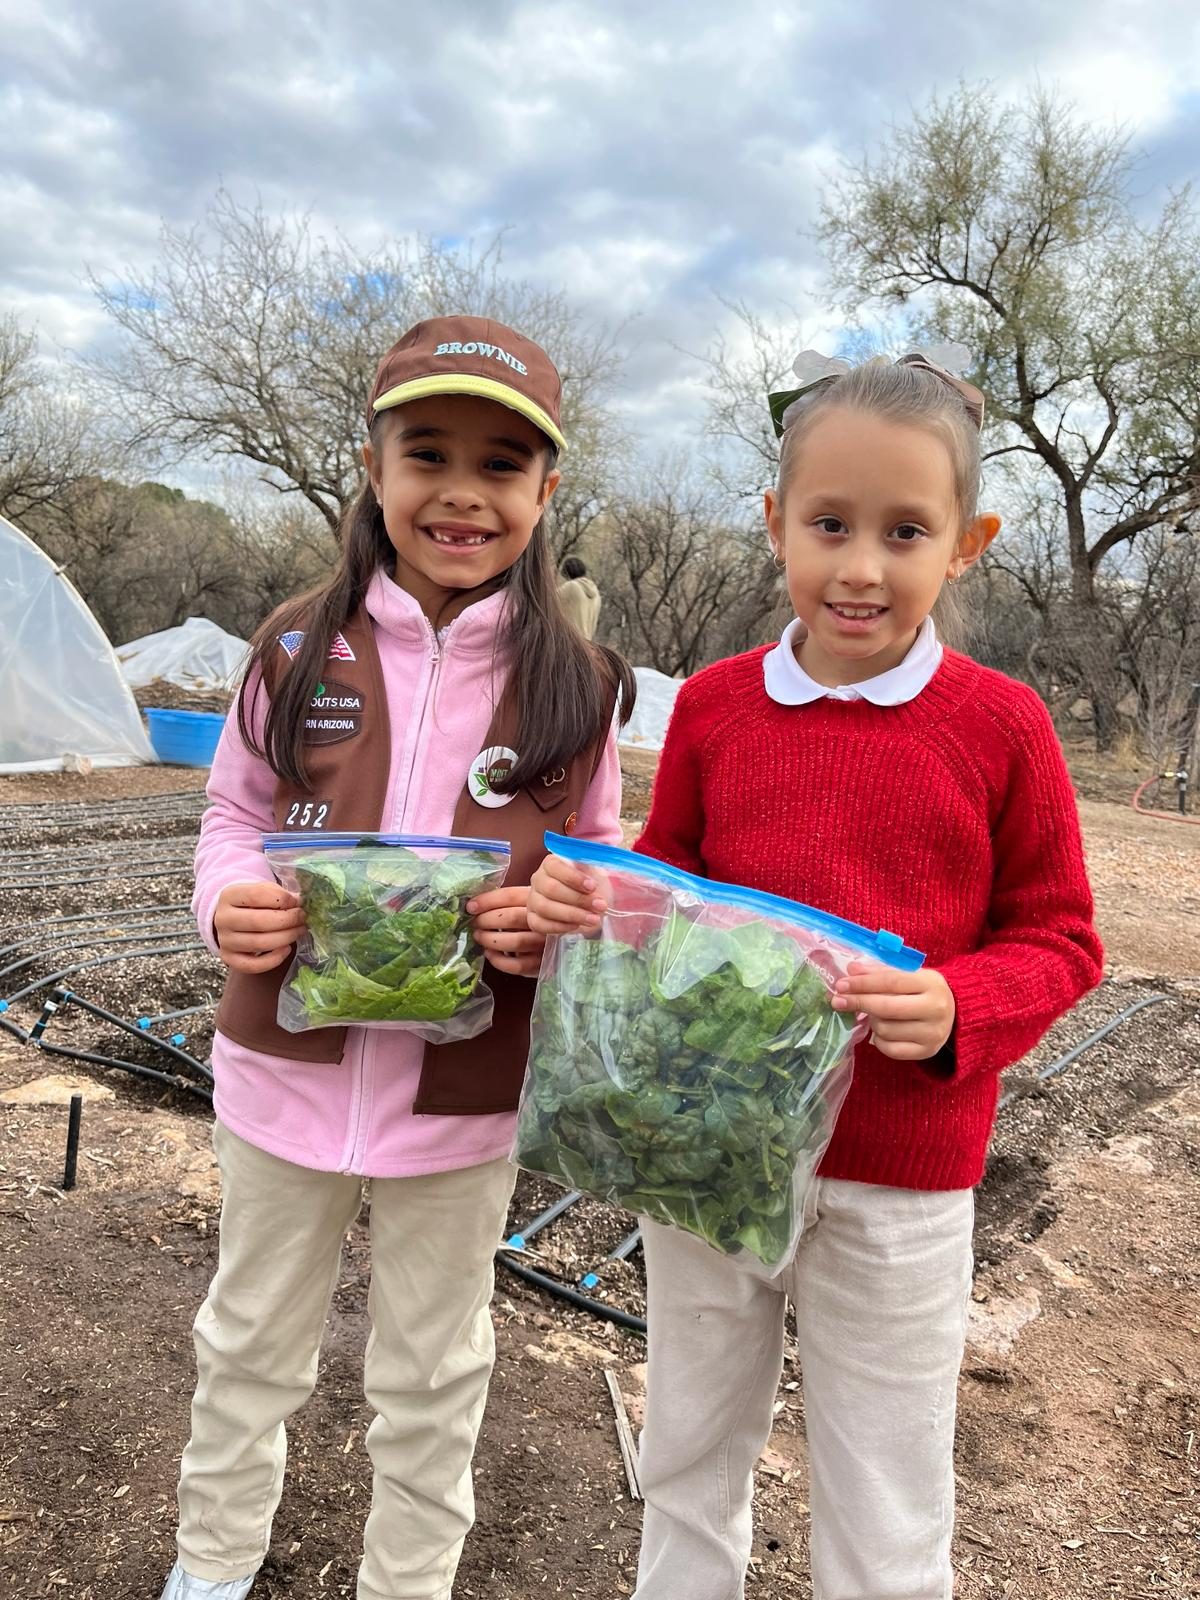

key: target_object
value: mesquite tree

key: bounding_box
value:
[818,86,1200,745]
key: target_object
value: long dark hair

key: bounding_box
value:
[239,426,635,792]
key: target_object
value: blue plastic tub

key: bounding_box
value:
[145,707,225,767]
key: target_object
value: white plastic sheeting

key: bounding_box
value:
[118,616,248,692]
[618,667,684,752]
[0,515,155,772]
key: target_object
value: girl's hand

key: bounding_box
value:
[468,886,546,978]
[214,882,307,974]
[527,854,608,938]
[831,961,956,1061]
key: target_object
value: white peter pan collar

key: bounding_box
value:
[763,615,943,707]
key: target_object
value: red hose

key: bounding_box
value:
[1131,776,1200,826]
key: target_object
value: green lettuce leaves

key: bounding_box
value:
[281,841,505,1030]
[516,913,858,1268]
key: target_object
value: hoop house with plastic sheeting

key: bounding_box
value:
[117,616,248,692]
[618,668,683,753]
[0,515,155,773]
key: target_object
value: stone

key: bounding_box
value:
[965,1285,1042,1359]
[0,1074,115,1107]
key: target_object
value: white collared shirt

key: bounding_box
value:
[763,615,943,707]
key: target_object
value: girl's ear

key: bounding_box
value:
[950,512,1001,578]
[362,439,382,503]
[764,488,784,563]
[538,468,562,518]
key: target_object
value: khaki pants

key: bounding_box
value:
[633,1180,974,1600]
[176,1123,517,1600]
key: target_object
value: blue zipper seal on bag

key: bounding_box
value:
[263,832,511,855]
[544,831,924,971]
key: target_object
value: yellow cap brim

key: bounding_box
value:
[371,374,566,454]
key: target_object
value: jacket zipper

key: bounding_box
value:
[344,622,444,1174]
[395,623,444,832]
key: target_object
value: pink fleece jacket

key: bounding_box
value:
[193,570,623,1177]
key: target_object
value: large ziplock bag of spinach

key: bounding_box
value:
[263,832,510,1041]
[514,834,924,1275]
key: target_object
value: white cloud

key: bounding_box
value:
[0,0,1196,479]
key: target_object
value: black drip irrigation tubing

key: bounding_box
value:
[0,903,192,955]
[497,1185,650,1333]
[0,1011,30,1044]
[29,989,214,1082]
[137,1002,215,1027]
[0,924,198,980]
[580,1228,643,1292]
[29,1035,213,1102]
[496,1254,649,1335]
[0,941,207,1007]
[1,987,214,1100]
[0,863,195,892]
[501,988,1173,1338]
[997,991,1169,1109]
[0,852,192,880]
[0,849,191,874]
[503,1188,582,1250]
[1,960,1170,1334]
[0,793,205,821]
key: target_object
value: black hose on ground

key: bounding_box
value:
[0,903,191,958]
[496,1252,648,1335]
[2,941,207,1006]
[35,989,214,1082]
[997,991,1168,1109]
[29,1036,213,1102]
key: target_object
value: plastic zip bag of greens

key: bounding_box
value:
[514,833,923,1275]
[263,832,510,1042]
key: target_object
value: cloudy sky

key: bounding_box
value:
[3,0,1198,481]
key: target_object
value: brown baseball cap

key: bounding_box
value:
[367,315,566,452]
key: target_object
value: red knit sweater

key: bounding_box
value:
[634,646,1104,1192]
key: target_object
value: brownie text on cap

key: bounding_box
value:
[367,316,566,453]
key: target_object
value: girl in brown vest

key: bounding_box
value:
[160,318,633,1600]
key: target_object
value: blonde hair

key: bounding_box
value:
[777,358,982,521]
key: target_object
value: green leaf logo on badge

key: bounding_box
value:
[469,746,518,809]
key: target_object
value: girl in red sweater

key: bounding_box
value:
[528,352,1103,1600]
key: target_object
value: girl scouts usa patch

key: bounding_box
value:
[304,679,364,744]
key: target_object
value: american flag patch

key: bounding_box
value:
[277,629,356,662]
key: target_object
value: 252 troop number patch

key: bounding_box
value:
[303,678,364,745]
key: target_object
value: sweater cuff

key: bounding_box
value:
[918,1021,958,1081]
[933,958,1008,1083]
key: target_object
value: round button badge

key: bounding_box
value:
[469,746,519,808]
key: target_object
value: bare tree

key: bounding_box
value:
[592,460,779,676]
[698,300,801,503]
[212,497,337,636]
[0,314,116,524]
[90,192,625,535]
[817,85,1200,745]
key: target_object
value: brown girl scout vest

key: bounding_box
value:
[214,604,611,1115]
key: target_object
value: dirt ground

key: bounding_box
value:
[1,745,1198,1598]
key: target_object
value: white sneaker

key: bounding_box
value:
[159,1560,256,1599]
